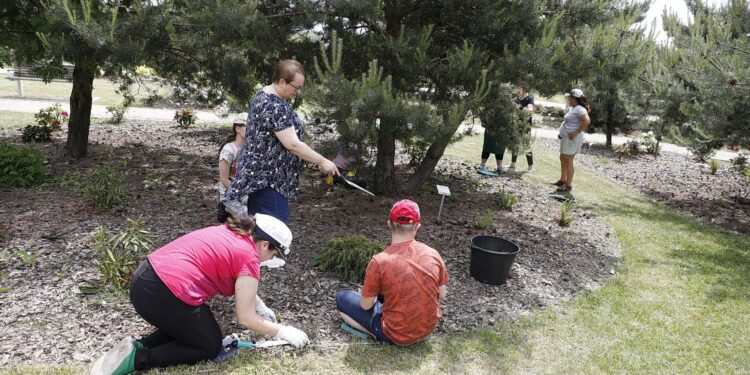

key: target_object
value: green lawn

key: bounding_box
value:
[0,111,35,129]
[0,73,170,107]
[6,135,749,374]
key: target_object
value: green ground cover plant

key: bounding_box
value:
[82,165,127,212]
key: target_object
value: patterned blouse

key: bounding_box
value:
[225,90,304,201]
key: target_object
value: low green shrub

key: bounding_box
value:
[0,142,49,188]
[91,218,154,290]
[731,153,748,173]
[642,132,661,155]
[174,108,196,128]
[709,159,720,175]
[497,188,518,211]
[559,200,574,227]
[106,104,127,124]
[313,235,385,283]
[614,139,642,158]
[82,165,127,211]
[687,138,719,162]
[34,104,68,130]
[21,124,52,142]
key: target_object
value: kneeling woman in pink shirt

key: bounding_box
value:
[90,214,308,375]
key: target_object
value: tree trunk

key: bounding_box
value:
[605,104,613,149]
[403,131,454,194]
[372,119,397,195]
[65,62,95,158]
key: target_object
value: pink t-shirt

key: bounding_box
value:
[147,225,260,306]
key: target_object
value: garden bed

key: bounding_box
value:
[0,122,621,366]
[536,139,750,236]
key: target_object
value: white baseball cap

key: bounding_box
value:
[232,112,248,125]
[254,214,292,259]
[565,88,584,98]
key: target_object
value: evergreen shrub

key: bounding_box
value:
[313,235,385,283]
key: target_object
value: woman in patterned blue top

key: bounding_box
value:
[222,60,339,222]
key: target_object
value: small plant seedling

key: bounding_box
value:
[15,248,41,266]
[497,188,518,211]
[559,200,574,227]
[599,157,610,165]
[475,209,493,230]
[709,159,720,175]
[92,218,155,290]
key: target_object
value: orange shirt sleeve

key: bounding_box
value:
[361,257,381,298]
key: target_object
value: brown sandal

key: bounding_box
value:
[556,184,572,192]
[552,180,565,186]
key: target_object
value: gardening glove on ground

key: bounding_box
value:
[275,325,309,348]
[255,300,277,323]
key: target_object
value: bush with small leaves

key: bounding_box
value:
[106,105,127,124]
[34,104,68,131]
[91,218,154,290]
[21,124,52,142]
[497,188,517,211]
[731,153,748,173]
[0,142,49,188]
[82,165,127,212]
[687,139,719,162]
[559,200,574,227]
[475,209,493,230]
[642,132,660,155]
[313,235,385,283]
[614,139,642,158]
[174,108,196,128]
[709,159,720,175]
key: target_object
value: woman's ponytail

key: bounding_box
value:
[226,215,256,237]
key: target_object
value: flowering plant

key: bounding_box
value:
[174,108,196,128]
[34,104,69,131]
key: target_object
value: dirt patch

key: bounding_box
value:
[0,123,620,366]
[536,139,750,235]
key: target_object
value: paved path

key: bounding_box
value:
[0,97,739,161]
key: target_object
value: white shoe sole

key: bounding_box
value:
[89,337,133,375]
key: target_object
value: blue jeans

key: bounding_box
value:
[335,290,394,345]
[247,187,289,223]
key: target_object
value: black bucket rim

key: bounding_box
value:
[470,235,521,255]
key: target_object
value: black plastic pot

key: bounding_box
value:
[469,235,520,285]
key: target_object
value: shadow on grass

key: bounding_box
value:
[341,323,528,374]
[588,194,750,304]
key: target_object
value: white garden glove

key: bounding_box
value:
[255,300,277,323]
[275,325,309,348]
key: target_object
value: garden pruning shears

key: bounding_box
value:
[212,336,290,363]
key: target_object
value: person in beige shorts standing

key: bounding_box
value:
[553,88,591,192]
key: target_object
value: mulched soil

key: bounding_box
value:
[535,139,750,235]
[9,120,728,367]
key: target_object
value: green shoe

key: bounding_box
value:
[89,337,136,375]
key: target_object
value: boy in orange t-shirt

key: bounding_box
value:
[335,199,449,345]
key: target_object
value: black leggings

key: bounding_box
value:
[481,150,534,165]
[129,260,222,371]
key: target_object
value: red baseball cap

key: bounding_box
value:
[389,199,421,224]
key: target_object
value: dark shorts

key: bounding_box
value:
[247,187,289,223]
[482,132,505,156]
[335,290,394,345]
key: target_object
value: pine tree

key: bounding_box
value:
[303,1,546,194]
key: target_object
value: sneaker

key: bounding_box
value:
[90,337,137,375]
[556,184,572,192]
[551,180,565,186]
[527,166,534,172]
[506,164,516,171]
[496,166,506,174]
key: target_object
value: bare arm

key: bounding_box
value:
[275,127,339,175]
[360,295,377,310]
[234,276,280,337]
[219,160,231,189]
[569,113,591,140]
